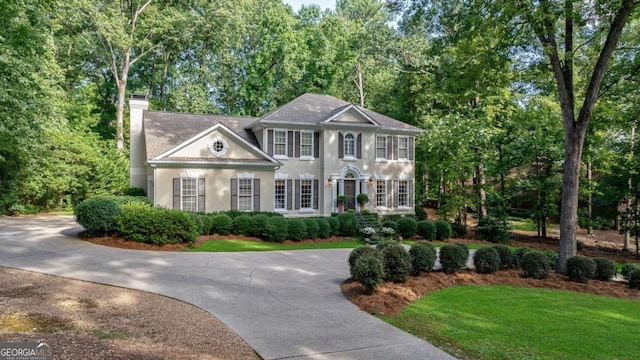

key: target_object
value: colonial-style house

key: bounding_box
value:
[129,93,422,217]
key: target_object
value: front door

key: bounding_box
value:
[344,180,356,211]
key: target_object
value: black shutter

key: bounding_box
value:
[173,178,180,209]
[338,132,344,159]
[392,136,398,160]
[388,180,394,208]
[288,131,294,157]
[314,132,320,158]
[295,131,301,157]
[287,179,293,210]
[313,179,319,209]
[230,179,238,210]
[295,179,301,209]
[408,180,414,208]
[356,133,362,159]
[268,130,274,155]
[198,178,205,212]
[409,137,414,160]
[254,179,260,211]
[387,136,393,160]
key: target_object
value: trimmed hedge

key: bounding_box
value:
[303,218,320,239]
[352,252,385,295]
[621,263,640,281]
[439,244,467,274]
[287,218,307,241]
[473,247,500,274]
[210,214,233,235]
[382,243,412,283]
[348,246,381,275]
[434,221,452,240]
[265,216,288,242]
[337,212,358,236]
[190,212,212,235]
[326,216,340,236]
[250,214,270,239]
[417,221,436,241]
[492,245,515,270]
[316,218,331,239]
[116,204,198,245]
[544,250,559,270]
[233,214,253,236]
[398,217,418,238]
[593,258,617,282]
[566,256,597,283]
[75,197,122,236]
[409,241,436,275]
[628,268,640,290]
[521,251,550,279]
[382,220,398,233]
[513,247,534,269]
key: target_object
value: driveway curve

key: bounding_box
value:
[0,216,455,360]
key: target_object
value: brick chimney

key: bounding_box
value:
[129,95,148,191]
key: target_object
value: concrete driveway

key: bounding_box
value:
[0,216,455,360]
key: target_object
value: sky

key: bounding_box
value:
[284,0,335,12]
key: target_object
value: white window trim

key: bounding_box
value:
[237,178,254,212]
[208,137,229,157]
[300,130,314,160]
[179,177,199,212]
[299,174,315,210]
[398,136,409,162]
[375,135,387,162]
[375,179,387,210]
[343,131,357,160]
[273,129,288,160]
[274,178,287,213]
[397,179,410,210]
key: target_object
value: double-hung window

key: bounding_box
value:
[398,180,408,207]
[300,180,313,209]
[181,178,198,211]
[398,137,409,160]
[300,131,313,158]
[238,179,253,211]
[275,180,286,210]
[376,180,387,208]
[274,130,287,157]
[376,136,387,160]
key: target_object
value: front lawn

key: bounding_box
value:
[380,285,640,360]
[187,239,361,252]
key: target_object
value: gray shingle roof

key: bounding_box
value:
[144,111,258,160]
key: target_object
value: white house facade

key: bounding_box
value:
[129,93,422,217]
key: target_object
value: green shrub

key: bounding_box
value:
[544,250,559,270]
[621,263,640,280]
[303,218,320,239]
[250,214,270,239]
[566,256,597,283]
[593,258,617,282]
[123,187,146,196]
[414,205,427,221]
[382,220,398,233]
[107,195,152,207]
[348,246,381,275]
[265,216,288,242]
[352,252,385,295]
[397,217,418,238]
[316,218,331,239]
[521,251,550,279]
[455,243,470,261]
[513,247,534,269]
[74,197,121,236]
[628,268,640,290]
[439,244,467,274]
[409,241,436,275]
[287,218,307,241]
[189,212,212,235]
[326,216,340,236]
[232,214,253,236]
[376,240,397,252]
[434,221,452,240]
[382,243,412,283]
[476,215,511,243]
[492,245,515,270]
[117,205,198,245]
[210,214,233,235]
[417,221,436,241]
[473,247,501,274]
[577,240,585,251]
[450,222,467,238]
[337,212,358,236]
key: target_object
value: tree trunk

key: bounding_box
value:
[475,161,487,219]
[624,122,636,250]
[587,160,593,236]
[354,63,365,107]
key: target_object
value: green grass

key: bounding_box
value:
[187,239,361,252]
[380,285,640,360]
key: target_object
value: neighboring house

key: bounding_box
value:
[129,93,422,217]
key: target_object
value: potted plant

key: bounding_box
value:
[356,193,369,211]
[337,195,347,213]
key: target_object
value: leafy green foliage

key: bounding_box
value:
[287,219,307,241]
[409,241,436,275]
[190,212,213,235]
[521,251,550,279]
[628,269,640,290]
[303,218,320,239]
[513,247,534,269]
[326,216,340,236]
[566,256,597,283]
[337,213,358,236]
[250,214,270,239]
[74,197,121,236]
[382,220,398,233]
[450,222,467,238]
[492,245,515,270]
[265,216,288,242]
[348,246,381,275]
[417,221,436,240]
[116,204,198,245]
[473,247,500,274]
[352,252,385,295]
[211,214,233,235]
[439,244,467,274]
[434,221,452,240]
[381,243,412,283]
[544,250,559,270]
[316,218,331,239]
[233,215,253,236]
[593,258,617,282]
[398,217,418,238]
[621,263,640,281]
[476,216,511,243]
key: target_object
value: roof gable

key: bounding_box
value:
[322,105,379,126]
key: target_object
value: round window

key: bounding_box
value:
[208,138,228,157]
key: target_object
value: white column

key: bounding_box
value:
[331,181,337,213]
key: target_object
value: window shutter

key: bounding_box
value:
[387,180,393,208]
[173,178,180,209]
[295,179,301,209]
[295,131,301,157]
[314,132,319,158]
[392,136,398,160]
[254,179,260,211]
[408,180,414,208]
[230,179,238,210]
[338,132,344,159]
[313,179,319,209]
[387,136,393,160]
[287,179,293,210]
[409,137,414,160]
[288,131,294,157]
[198,178,205,212]
[268,130,274,155]
[356,133,362,159]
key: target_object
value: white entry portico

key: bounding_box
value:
[329,165,371,213]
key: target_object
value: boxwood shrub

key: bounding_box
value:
[513,247,534,269]
[473,247,501,274]
[382,220,398,233]
[348,246,381,275]
[303,218,320,239]
[337,213,358,236]
[265,216,288,242]
[417,221,436,241]
[382,243,412,283]
[189,212,212,235]
[439,244,467,274]
[74,197,121,236]
[434,221,452,240]
[621,263,640,280]
[287,218,307,241]
[117,204,198,245]
[593,258,617,282]
[316,218,331,239]
[232,214,253,236]
[251,214,270,239]
[566,256,597,283]
[521,251,550,279]
[492,245,515,270]
[210,214,233,235]
[326,216,340,236]
[476,215,511,243]
[450,222,467,238]
[398,217,418,238]
[352,252,385,295]
[544,250,559,270]
[628,268,640,290]
[409,241,436,275]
